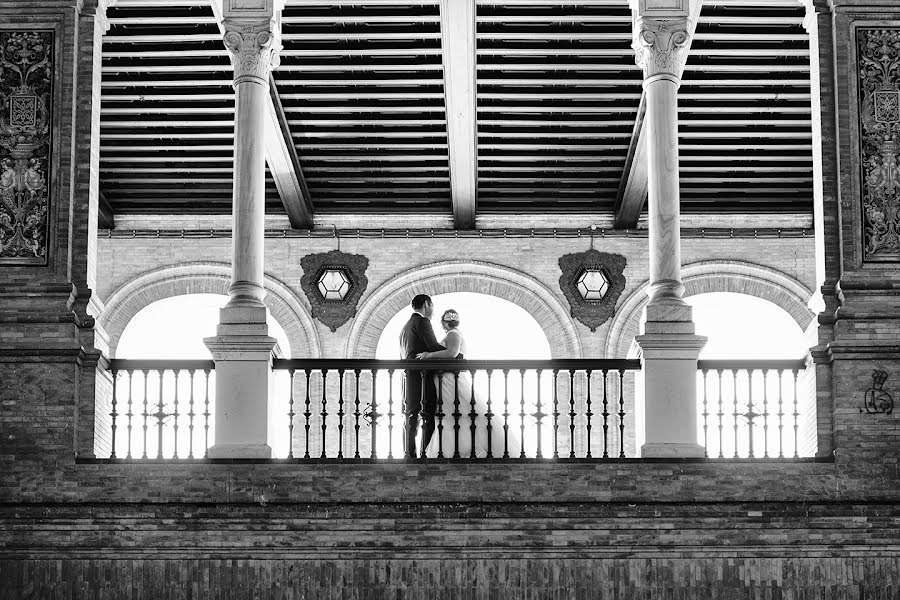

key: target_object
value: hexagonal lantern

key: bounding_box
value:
[576,268,610,302]
[317,267,352,302]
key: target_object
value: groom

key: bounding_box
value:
[399,294,445,458]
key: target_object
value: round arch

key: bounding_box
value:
[100,262,321,358]
[345,260,581,359]
[604,260,816,358]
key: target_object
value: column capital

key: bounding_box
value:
[630,0,701,82]
[221,0,284,86]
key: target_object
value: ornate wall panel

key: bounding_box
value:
[857,27,900,262]
[0,31,52,265]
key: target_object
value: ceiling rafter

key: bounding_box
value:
[439,0,478,228]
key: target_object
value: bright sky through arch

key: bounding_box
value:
[375,292,552,360]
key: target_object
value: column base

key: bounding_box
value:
[640,442,705,458]
[207,443,272,459]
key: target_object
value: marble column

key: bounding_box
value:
[204,0,283,458]
[631,0,707,458]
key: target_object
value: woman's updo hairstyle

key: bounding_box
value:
[441,309,460,329]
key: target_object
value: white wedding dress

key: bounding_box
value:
[425,329,519,458]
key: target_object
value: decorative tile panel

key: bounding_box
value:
[0,30,52,265]
[857,28,900,261]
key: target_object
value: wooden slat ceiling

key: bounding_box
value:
[98,0,813,223]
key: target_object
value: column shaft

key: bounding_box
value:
[645,76,684,303]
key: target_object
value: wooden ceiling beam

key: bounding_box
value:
[98,190,116,229]
[440,0,478,229]
[266,78,315,229]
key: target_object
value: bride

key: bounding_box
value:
[416,309,518,458]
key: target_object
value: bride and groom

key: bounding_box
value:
[399,294,513,459]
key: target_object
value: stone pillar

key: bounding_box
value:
[800,0,841,458]
[825,3,900,464]
[204,0,283,458]
[630,0,706,458]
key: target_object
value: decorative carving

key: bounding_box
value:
[857,28,900,261]
[299,250,369,332]
[222,20,280,84]
[861,369,894,415]
[558,249,627,332]
[0,31,52,264]
[632,17,691,79]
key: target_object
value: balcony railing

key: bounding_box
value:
[103,357,813,461]
[697,359,810,459]
[273,359,640,461]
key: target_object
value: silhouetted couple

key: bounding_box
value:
[399,294,510,459]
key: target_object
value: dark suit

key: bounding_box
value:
[399,313,445,457]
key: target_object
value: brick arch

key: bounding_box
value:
[345,260,581,359]
[604,260,816,358]
[100,262,321,358]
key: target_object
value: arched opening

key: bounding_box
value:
[375,292,552,361]
[370,292,552,458]
[117,293,290,358]
[115,294,292,458]
[688,293,809,360]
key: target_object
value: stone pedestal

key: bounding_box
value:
[204,306,277,458]
[636,304,706,458]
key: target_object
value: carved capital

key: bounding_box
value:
[632,16,692,81]
[222,18,281,85]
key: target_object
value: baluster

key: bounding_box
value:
[187,370,196,459]
[110,367,119,459]
[203,369,211,458]
[792,368,800,458]
[320,369,329,459]
[126,369,134,460]
[287,368,296,459]
[585,369,593,459]
[617,369,626,459]
[762,369,769,459]
[353,369,361,459]
[746,369,756,459]
[731,368,740,458]
[568,370,576,459]
[534,370,545,460]
[303,369,312,459]
[337,369,345,460]
[172,369,180,459]
[777,369,785,459]
[435,372,445,459]
[155,369,165,459]
[716,369,724,458]
[552,370,560,459]
[601,369,609,459]
[369,369,379,459]
[387,369,395,460]
[452,372,461,459]
[468,369,477,459]
[485,370,494,459]
[141,369,149,459]
[701,368,711,457]
[519,369,526,459]
[502,369,510,459]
